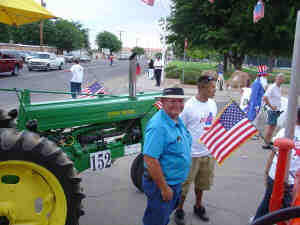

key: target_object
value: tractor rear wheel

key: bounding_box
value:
[0,128,85,225]
[130,153,144,192]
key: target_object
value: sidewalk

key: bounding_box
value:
[135,72,269,225]
[136,72,243,103]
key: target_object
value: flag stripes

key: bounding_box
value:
[154,100,162,110]
[78,81,106,99]
[200,101,258,164]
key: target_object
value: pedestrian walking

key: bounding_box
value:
[142,87,192,225]
[66,59,84,99]
[246,74,266,122]
[109,54,114,66]
[252,107,300,222]
[174,75,217,225]
[148,58,154,80]
[154,56,163,87]
[262,73,285,149]
[216,62,224,91]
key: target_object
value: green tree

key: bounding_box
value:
[0,24,11,43]
[131,46,145,56]
[9,19,89,52]
[95,31,121,54]
[168,0,300,70]
[52,19,86,52]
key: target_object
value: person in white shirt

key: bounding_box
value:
[67,59,84,99]
[253,107,300,221]
[174,75,217,225]
[262,73,285,149]
[154,56,163,87]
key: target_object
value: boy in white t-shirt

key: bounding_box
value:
[175,75,217,225]
[67,59,84,99]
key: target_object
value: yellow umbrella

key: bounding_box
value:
[0,0,56,26]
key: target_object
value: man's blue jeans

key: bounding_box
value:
[70,82,81,99]
[143,176,181,225]
[254,176,293,221]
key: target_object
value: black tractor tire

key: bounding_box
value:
[0,128,85,225]
[130,153,144,192]
[11,65,19,76]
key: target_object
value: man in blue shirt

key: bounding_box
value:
[143,87,192,225]
[246,75,265,122]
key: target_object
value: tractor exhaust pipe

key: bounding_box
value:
[129,53,137,99]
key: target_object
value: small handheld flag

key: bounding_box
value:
[200,100,258,164]
[154,101,162,110]
[253,0,264,23]
[79,81,106,98]
[141,0,155,6]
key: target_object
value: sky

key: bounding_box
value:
[42,0,172,49]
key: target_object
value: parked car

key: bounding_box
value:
[25,51,39,64]
[0,50,24,76]
[64,53,75,63]
[79,55,91,63]
[28,52,65,71]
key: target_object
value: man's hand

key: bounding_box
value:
[161,185,173,201]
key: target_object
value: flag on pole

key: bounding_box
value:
[79,81,106,98]
[154,101,162,110]
[253,0,264,23]
[200,100,258,164]
[141,0,155,6]
[184,38,188,51]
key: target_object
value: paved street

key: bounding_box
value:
[0,59,132,109]
[0,62,274,225]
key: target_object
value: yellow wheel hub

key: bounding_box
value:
[0,161,67,225]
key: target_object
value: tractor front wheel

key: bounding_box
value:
[0,129,85,225]
[130,153,144,192]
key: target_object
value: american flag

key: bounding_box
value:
[141,0,155,6]
[154,101,162,110]
[78,81,105,99]
[200,100,258,164]
[253,0,264,23]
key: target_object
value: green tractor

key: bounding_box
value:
[0,57,161,225]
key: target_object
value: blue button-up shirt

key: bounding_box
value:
[143,109,192,185]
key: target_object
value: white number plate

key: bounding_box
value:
[90,150,112,171]
[125,143,141,156]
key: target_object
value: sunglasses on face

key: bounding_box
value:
[198,76,214,84]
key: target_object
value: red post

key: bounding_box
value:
[269,138,294,225]
[289,170,300,225]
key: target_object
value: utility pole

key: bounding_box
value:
[136,38,139,47]
[118,30,125,58]
[40,0,46,51]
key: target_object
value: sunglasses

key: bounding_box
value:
[198,76,214,84]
